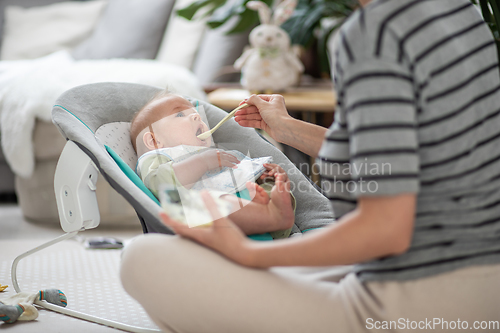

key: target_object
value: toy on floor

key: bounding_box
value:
[0,289,67,324]
[234,0,304,93]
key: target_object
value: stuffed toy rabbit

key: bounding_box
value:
[234,0,304,93]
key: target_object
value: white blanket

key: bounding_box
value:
[0,51,206,178]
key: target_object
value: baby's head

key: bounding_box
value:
[130,90,211,156]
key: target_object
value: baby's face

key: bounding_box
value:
[148,95,212,148]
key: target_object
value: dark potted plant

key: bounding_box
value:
[280,0,356,76]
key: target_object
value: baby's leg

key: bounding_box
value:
[221,174,294,235]
[266,174,295,231]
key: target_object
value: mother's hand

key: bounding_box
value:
[236,94,329,158]
[160,191,256,267]
[234,94,292,143]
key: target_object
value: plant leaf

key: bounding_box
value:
[210,0,246,22]
[479,0,492,23]
[301,4,325,31]
[489,0,500,32]
[227,10,259,34]
[177,0,219,20]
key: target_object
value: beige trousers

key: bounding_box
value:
[120,234,500,333]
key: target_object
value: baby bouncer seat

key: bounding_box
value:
[11,82,334,332]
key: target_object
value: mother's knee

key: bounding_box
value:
[120,234,177,295]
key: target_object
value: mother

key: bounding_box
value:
[121,0,500,331]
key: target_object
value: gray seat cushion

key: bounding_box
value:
[52,82,334,234]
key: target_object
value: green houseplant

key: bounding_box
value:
[280,0,356,75]
[177,0,357,77]
[178,0,499,77]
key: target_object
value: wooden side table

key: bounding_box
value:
[207,87,337,185]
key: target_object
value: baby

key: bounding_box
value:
[130,90,295,239]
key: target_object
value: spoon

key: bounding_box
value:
[197,103,249,140]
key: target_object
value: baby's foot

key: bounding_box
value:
[246,181,270,205]
[268,174,294,230]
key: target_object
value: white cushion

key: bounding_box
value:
[155,0,207,69]
[1,0,107,60]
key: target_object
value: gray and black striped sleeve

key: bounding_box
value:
[342,57,420,197]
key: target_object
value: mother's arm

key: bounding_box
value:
[235,94,327,158]
[246,194,416,268]
[161,191,416,269]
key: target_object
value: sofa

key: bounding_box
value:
[0,0,250,226]
[0,136,15,200]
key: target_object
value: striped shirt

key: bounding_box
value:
[319,0,500,281]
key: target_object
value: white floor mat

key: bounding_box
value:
[0,238,160,332]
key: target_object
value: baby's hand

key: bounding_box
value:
[261,163,288,182]
[201,150,240,171]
